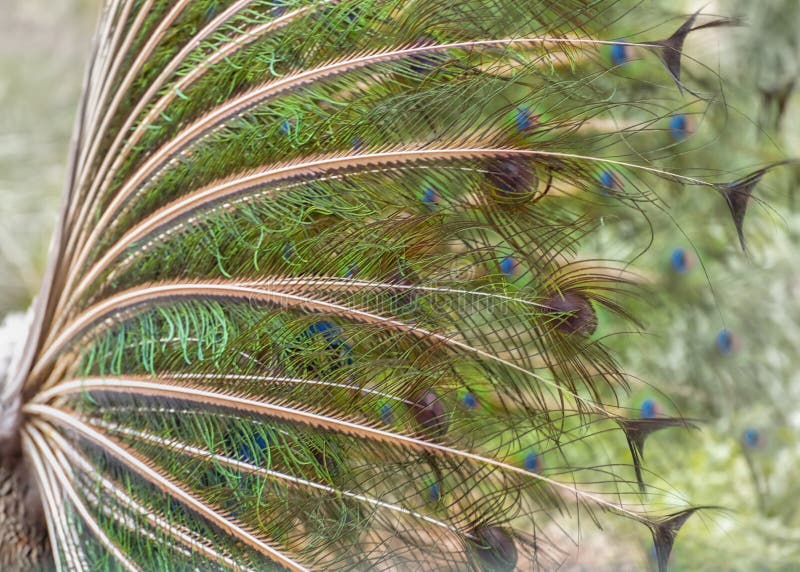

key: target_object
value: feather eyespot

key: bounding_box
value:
[468,526,518,572]
[427,482,441,504]
[350,136,366,151]
[270,0,288,17]
[236,432,271,464]
[485,157,551,206]
[640,399,660,419]
[343,6,361,23]
[283,242,296,262]
[462,392,478,409]
[306,320,338,337]
[499,255,518,278]
[742,428,762,449]
[411,390,449,438]
[715,328,738,355]
[523,450,541,472]
[598,169,622,196]
[421,187,439,208]
[541,292,598,336]
[515,106,538,133]
[669,114,691,140]
[301,320,354,372]
[610,41,629,66]
[379,404,394,425]
[670,247,695,274]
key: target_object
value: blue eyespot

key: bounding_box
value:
[271,0,289,17]
[515,107,536,132]
[351,136,365,151]
[742,428,761,449]
[307,320,338,337]
[524,450,540,472]
[669,114,689,140]
[422,187,439,208]
[500,255,517,277]
[344,7,360,22]
[463,392,478,409]
[223,499,238,518]
[283,242,295,261]
[670,248,689,273]
[598,169,618,195]
[306,320,346,345]
[610,41,628,66]
[237,433,269,464]
[305,320,354,366]
[280,119,292,136]
[380,404,394,425]
[428,482,441,503]
[716,329,735,355]
[640,399,658,419]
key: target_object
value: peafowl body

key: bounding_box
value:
[0,1,769,570]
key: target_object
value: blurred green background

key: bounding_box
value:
[0,0,99,313]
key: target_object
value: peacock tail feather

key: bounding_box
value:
[0,1,770,570]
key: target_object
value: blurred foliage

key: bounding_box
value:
[589,2,800,570]
[0,0,99,313]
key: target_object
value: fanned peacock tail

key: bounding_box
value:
[0,1,770,570]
